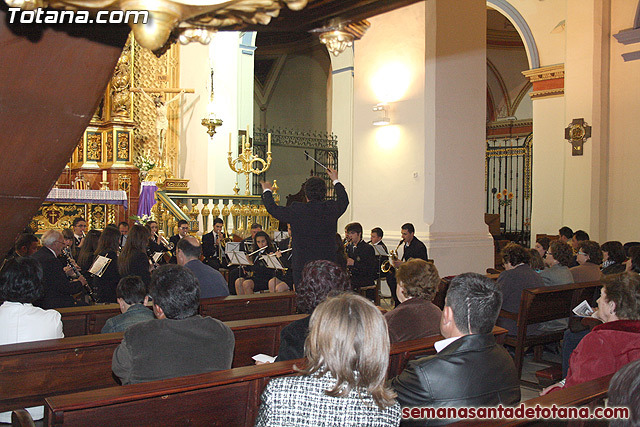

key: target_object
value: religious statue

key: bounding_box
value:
[138,88,185,167]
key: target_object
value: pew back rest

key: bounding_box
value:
[42,326,509,427]
[0,314,306,415]
[0,333,122,412]
[57,292,298,337]
[44,361,300,427]
[199,291,296,321]
[448,373,612,426]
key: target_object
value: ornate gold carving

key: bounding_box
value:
[118,174,131,195]
[76,138,84,163]
[522,64,565,82]
[111,41,132,119]
[90,205,106,229]
[529,88,564,100]
[33,203,87,231]
[87,132,102,161]
[106,132,114,162]
[117,132,130,160]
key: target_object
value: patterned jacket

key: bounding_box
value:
[255,372,400,426]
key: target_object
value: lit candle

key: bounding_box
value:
[268,133,271,152]
[228,133,232,153]
[102,170,107,182]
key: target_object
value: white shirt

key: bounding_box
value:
[434,336,462,353]
[0,301,64,422]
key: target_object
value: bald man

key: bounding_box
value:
[176,236,229,298]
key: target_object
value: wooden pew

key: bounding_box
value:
[40,327,508,427]
[498,281,602,386]
[0,314,305,416]
[57,291,297,336]
[448,373,613,426]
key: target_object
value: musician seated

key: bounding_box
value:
[101,276,154,334]
[177,236,229,298]
[202,217,227,271]
[32,230,87,309]
[345,222,377,298]
[370,227,388,277]
[269,223,292,293]
[168,220,189,263]
[235,231,277,295]
[241,223,263,252]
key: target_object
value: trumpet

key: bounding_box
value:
[381,239,403,273]
[155,231,174,250]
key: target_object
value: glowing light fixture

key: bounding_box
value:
[372,103,391,126]
[201,69,223,137]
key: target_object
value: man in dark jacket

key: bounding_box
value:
[391,273,520,426]
[261,168,348,286]
[112,264,234,385]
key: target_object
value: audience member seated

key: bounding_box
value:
[558,226,573,244]
[32,230,86,309]
[534,236,550,259]
[542,272,640,395]
[384,259,442,344]
[601,241,627,275]
[255,293,401,426]
[528,248,545,272]
[118,224,151,286]
[276,260,349,362]
[571,230,590,251]
[570,240,603,283]
[608,358,640,427]
[0,257,64,423]
[539,240,575,287]
[625,245,640,273]
[111,264,234,385]
[14,233,39,258]
[496,243,544,336]
[92,225,121,303]
[391,273,520,425]
[101,276,154,333]
[177,236,229,298]
[537,240,575,332]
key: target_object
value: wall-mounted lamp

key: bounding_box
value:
[201,69,223,137]
[372,103,391,126]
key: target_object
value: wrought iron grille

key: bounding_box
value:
[252,127,339,198]
[485,133,533,246]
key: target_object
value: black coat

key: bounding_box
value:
[403,237,428,262]
[92,249,121,303]
[391,334,520,426]
[346,240,377,288]
[262,182,348,274]
[32,247,83,309]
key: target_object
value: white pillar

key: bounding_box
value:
[330,47,354,230]
[424,0,494,275]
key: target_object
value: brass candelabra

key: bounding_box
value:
[228,133,272,195]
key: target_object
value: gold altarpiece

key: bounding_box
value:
[32,37,183,231]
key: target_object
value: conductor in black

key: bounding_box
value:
[261,168,349,287]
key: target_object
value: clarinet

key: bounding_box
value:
[62,247,98,304]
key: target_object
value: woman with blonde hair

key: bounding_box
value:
[255,293,400,426]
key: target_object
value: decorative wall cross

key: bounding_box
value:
[564,118,592,156]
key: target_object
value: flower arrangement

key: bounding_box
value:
[130,214,152,225]
[496,189,514,207]
[134,154,156,172]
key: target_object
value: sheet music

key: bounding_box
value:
[261,254,285,270]
[228,251,253,266]
[225,242,241,253]
[89,255,111,277]
[372,244,389,257]
[152,252,164,263]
